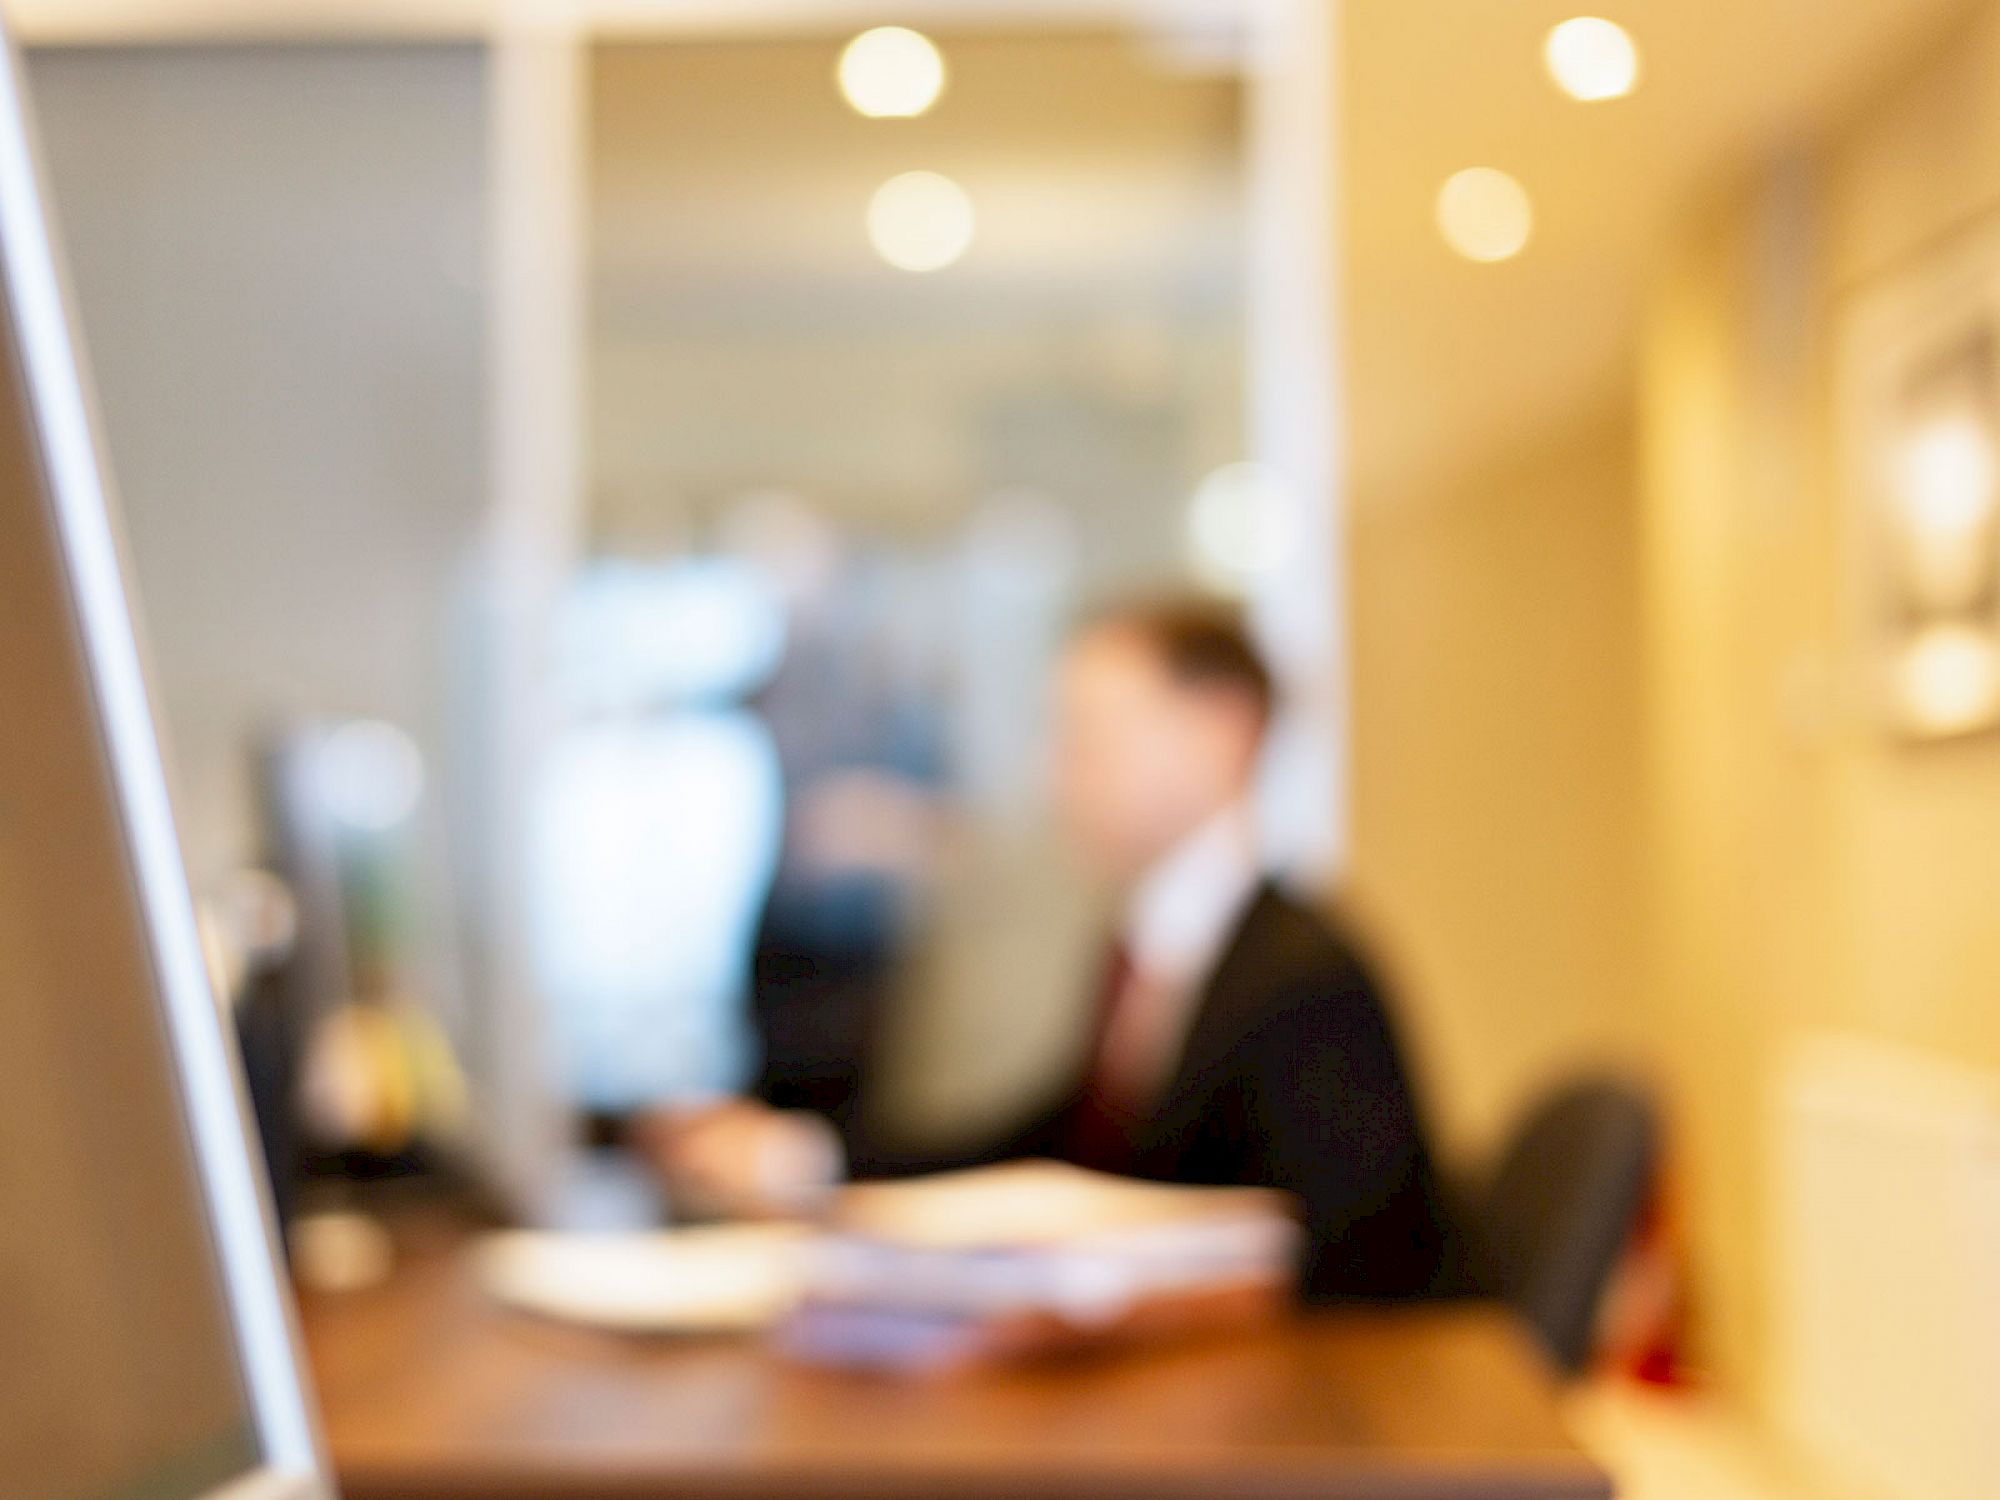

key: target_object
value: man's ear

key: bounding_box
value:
[1190,685,1266,768]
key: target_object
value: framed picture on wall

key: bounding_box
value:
[1838,215,2000,740]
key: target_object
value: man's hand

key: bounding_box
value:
[633,1097,844,1220]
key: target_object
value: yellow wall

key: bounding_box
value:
[1351,0,2000,1406]
[1641,0,2000,1400]
[1347,402,1651,1170]
[1816,1,2000,1067]
[1638,173,1841,1394]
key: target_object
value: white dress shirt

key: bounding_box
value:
[1093,802,1265,1108]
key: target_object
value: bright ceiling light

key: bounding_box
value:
[1435,168,1533,263]
[838,27,947,119]
[867,171,975,273]
[1544,17,1641,102]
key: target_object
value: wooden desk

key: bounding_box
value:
[297,1220,1611,1500]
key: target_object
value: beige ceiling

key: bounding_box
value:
[587,30,1246,535]
[20,0,1974,514]
[1342,0,1972,504]
[591,31,1241,325]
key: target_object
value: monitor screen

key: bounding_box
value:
[0,35,318,1500]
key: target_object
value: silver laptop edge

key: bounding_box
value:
[0,17,329,1500]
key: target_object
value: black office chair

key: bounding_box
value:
[1473,1078,1658,1374]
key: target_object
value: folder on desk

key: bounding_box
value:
[781,1161,1301,1372]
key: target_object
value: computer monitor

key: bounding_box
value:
[0,19,329,1500]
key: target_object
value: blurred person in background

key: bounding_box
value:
[720,493,945,1139]
[642,601,1461,1301]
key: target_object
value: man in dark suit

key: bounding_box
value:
[646,602,1460,1301]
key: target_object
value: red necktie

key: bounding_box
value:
[1062,941,1144,1174]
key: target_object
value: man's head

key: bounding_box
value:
[1052,601,1273,882]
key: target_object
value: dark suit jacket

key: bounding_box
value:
[850,883,1463,1301]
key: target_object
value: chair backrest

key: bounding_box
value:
[1477,1078,1657,1373]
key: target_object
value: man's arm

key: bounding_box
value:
[838,1085,1074,1179]
[1244,963,1450,1300]
[636,1082,1077,1215]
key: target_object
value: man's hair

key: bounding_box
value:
[1088,599,1276,726]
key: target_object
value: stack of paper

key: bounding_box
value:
[780,1161,1301,1372]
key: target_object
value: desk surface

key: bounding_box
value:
[297,1218,1611,1500]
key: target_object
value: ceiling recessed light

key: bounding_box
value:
[838,27,947,119]
[1435,168,1533,263]
[1544,17,1641,102]
[867,171,975,273]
